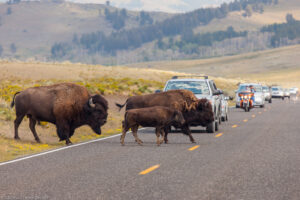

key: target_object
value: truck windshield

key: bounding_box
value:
[165,81,210,95]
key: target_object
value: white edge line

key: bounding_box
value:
[0,128,146,167]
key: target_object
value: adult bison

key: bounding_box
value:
[116,89,200,143]
[11,83,108,145]
[116,89,198,112]
[164,98,214,143]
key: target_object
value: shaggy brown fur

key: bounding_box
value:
[164,98,214,143]
[120,106,185,146]
[11,83,108,145]
[116,89,198,112]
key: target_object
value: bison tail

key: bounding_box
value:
[10,92,20,108]
[115,101,127,111]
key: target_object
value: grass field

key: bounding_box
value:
[128,44,300,88]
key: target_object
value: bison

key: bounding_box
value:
[11,83,108,145]
[116,89,198,112]
[120,106,185,146]
[164,98,214,143]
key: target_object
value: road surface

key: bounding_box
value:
[0,98,299,200]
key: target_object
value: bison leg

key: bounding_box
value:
[120,126,129,146]
[155,127,163,146]
[163,127,169,144]
[14,113,25,140]
[28,117,41,143]
[182,125,196,143]
[56,123,72,145]
[160,128,165,144]
[131,125,143,145]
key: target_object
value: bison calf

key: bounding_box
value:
[120,106,185,146]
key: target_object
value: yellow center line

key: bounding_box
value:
[188,145,200,151]
[252,115,256,118]
[243,119,248,122]
[264,109,267,112]
[215,133,223,138]
[232,124,238,128]
[258,112,262,114]
[139,164,160,175]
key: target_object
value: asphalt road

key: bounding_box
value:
[1,98,300,200]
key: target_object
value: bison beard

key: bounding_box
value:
[11,83,108,145]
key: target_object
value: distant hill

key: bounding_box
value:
[0,0,300,64]
[0,0,171,60]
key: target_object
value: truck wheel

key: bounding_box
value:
[269,99,272,103]
[215,120,219,131]
[207,121,215,133]
[226,114,228,121]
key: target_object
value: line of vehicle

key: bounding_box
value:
[0,128,147,167]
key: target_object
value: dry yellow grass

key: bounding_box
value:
[128,44,300,89]
[195,0,300,33]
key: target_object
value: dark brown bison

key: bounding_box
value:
[11,83,108,145]
[164,98,214,143]
[116,89,198,112]
[120,106,185,146]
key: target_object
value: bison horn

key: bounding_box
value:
[89,98,96,108]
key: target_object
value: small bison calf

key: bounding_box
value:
[120,106,185,146]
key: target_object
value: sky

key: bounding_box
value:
[0,0,234,13]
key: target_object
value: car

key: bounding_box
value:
[219,93,229,122]
[289,87,298,95]
[271,86,284,100]
[262,85,272,103]
[284,88,290,99]
[162,75,222,133]
[236,83,265,108]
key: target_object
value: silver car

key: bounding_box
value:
[284,89,290,99]
[236,83,265,108]
[220,94,229,122]
[262,86,272,103]
[271,86,284,100]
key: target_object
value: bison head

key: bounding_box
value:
[84,95,108,135]
[196,99,214,124]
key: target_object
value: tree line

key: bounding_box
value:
[51,0,278,59]
[261,14,300,47]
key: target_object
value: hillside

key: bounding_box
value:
[0,1,171,59]
[195,0,300,33]
[0,0,300,64]
[127,44,300,88]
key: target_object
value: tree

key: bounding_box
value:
[10,43,16,54]
[286,13,295,23]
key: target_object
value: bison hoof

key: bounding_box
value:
[14,136,20,140]
[164,140,168,144]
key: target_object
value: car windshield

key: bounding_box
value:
[165,81,210,95]
[272,88,279,91]
[238,85,262,92]
[262,86,269,92]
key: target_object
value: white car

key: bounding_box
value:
[289,87,298,95]
[220,94,229,122]
[271,86,284,100]
[236,83,265,108]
